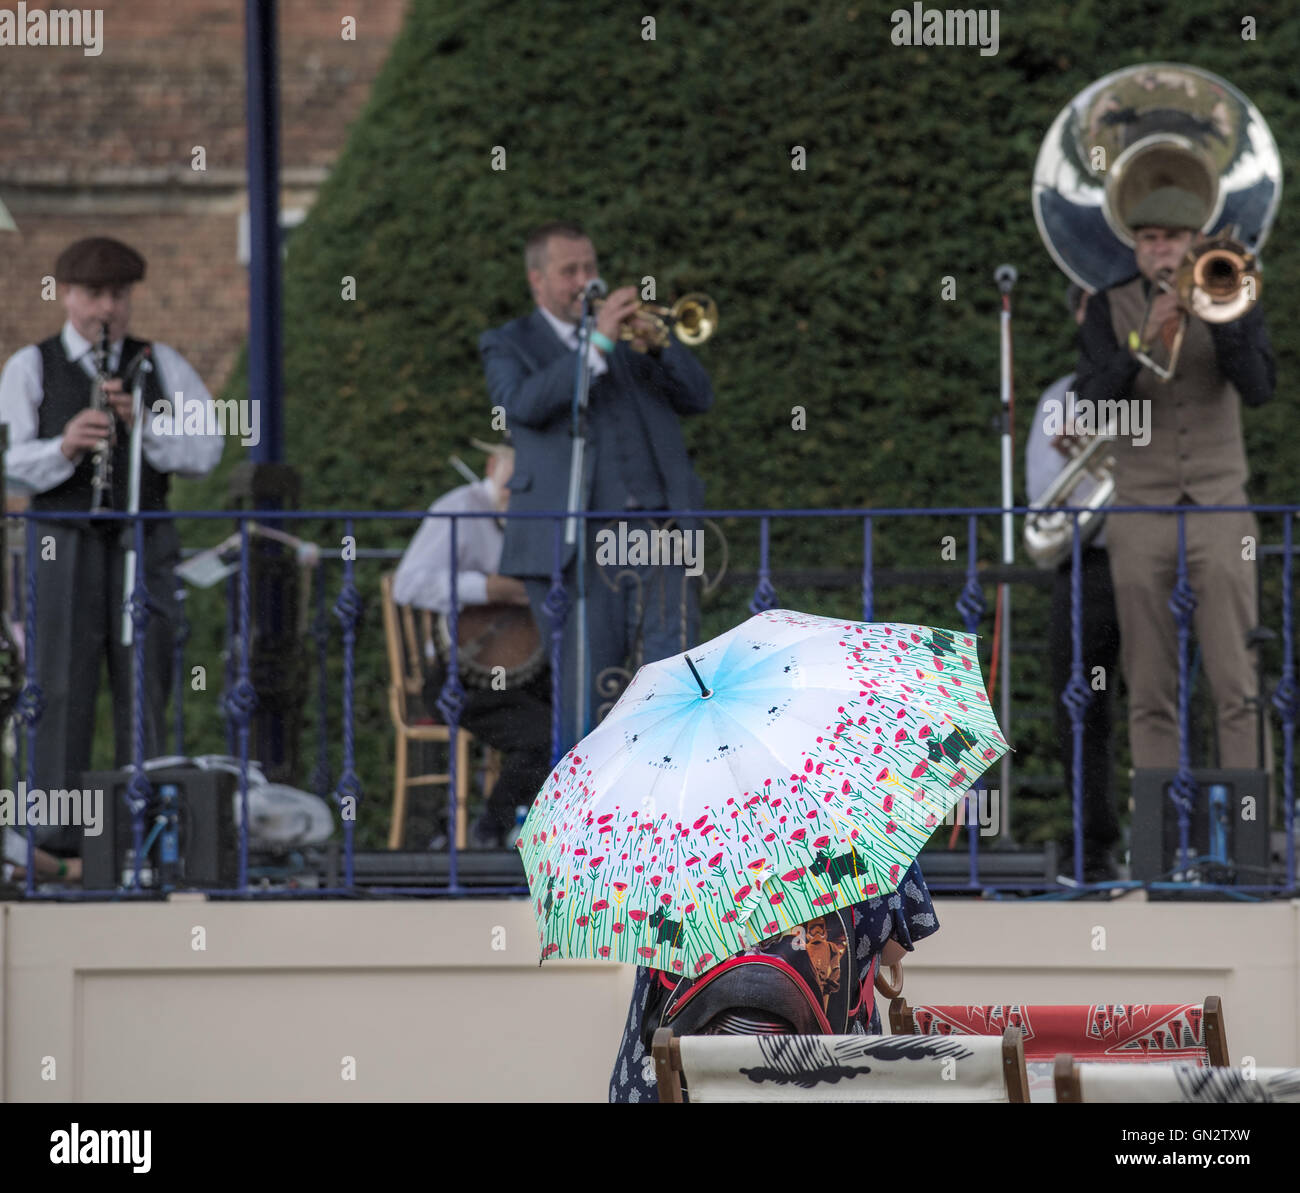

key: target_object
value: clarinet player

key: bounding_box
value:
[0,237,224,868]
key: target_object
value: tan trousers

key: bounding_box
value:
[1105,507,1260,769]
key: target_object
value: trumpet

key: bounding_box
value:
[592,292,718,352]
[1132,232,1259,381]
[90,320,114,513]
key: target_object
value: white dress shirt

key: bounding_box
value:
[393,477,505,612]
[0,321,223,495]
[1025,371,1106,548]
[537,305,609,378]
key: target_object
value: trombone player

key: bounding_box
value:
[1074,186,1275,772]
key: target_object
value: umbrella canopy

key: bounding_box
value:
[520,609,1008,975]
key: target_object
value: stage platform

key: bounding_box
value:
[2,894,1296,1101]
[325,842,1061,890]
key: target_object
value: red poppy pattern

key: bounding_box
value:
[518,611,1007,973]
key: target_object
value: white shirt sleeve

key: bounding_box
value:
[0,345,79,494]
[140,343,225,477]
[394,507,454,612]
[393,488,495,612]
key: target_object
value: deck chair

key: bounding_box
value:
[381,572,491,849]
[890,997,1228,1065]
[891,996,1228,1102]
[651,1026,1030,1103]
[1055,1057,1300,1103]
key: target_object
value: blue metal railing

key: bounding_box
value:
[5,501,1297,901]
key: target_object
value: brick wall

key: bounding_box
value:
[0,0,409,392]
[0,0,408,175]
[1,212,250,395]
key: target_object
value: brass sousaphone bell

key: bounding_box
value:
[1024,63,1282,568]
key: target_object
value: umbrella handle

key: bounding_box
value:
[874,962,904,1000]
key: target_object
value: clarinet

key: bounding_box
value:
[89,320,114,513]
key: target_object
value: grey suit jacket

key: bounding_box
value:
[479,309,714,577]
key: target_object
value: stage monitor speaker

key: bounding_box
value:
[1130,768,1270,894]
[80,766,239,892]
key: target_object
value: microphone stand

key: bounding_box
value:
[563,285,601,741]
[121,351,153,647]
[994,264,1017,844]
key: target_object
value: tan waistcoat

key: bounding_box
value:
[1105,276,1249,506]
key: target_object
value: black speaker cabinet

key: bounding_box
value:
[1130,768,1270,894]
[80,766,239,891]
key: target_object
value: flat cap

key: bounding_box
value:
[1127,187,1208,233]
[54,237,146,286]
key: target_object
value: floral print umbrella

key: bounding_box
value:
[519,609,1008,975]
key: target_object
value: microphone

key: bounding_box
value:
[994,265,1018,294]
[581,278,608,302]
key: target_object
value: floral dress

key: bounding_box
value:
[608,860,939,1102]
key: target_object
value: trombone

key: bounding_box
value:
[1131,231,1260,381]
[592,292,718,352]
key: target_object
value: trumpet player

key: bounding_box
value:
[0,237,223,861]
[480,220,714,752]
[1074,188,1276,773]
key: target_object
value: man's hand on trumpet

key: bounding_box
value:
[625,309,663,355]
[593,285,640,352]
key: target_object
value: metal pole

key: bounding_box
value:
[120,354,151,646]
[564,285,600,741]
[245,0,287,770]
[995,265,1017,843]
[245,0,284,466]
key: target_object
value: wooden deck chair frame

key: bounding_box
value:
[1054,1054,1300,1104]
[1053,1054,1084,1103]
[650,1025,1030,1103]
[890,995,1229,1068]
[381,571,479,850]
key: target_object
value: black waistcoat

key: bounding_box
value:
[34,334,170,513]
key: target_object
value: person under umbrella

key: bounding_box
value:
[609,860,938,1102]
[514,609,1005,1102]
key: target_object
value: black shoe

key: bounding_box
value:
[1083,853,1119,884]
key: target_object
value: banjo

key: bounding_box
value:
[433,603,547,690]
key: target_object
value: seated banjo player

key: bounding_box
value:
[394,438,552,848]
